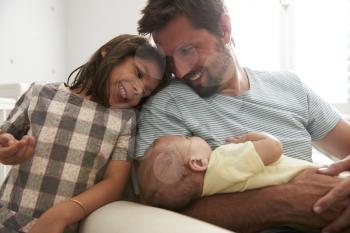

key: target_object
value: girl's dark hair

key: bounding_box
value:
[138,0,226,37]
[65,34,168,107]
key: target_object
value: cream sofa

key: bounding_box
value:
[79,201,234,233]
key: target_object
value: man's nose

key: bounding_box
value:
[173,57,194,79]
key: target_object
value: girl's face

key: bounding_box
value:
[108,56,162,108]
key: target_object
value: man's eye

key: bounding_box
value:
[179,46,194,55]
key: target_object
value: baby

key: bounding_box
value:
[138,132,313,210]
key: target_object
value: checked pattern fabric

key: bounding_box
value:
[0,83,135,232]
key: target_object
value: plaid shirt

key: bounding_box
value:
[0,83,136,232]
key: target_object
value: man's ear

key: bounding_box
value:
[219,13,232,44]
[188,157,208,172]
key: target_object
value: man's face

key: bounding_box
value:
[153,15,233,97]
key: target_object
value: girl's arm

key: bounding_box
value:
[28,160,130,233]
[0,83,37,165]
[225,132,283,165]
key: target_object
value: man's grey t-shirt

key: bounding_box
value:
[136,68,341,162]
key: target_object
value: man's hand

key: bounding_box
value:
[314,156,350,233]
[0,133,36,165]
[317,156,350,176]
[286,168,349,228]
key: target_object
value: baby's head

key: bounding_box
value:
[138,135,212,210]
[66,34,170,108]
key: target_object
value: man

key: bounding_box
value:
[135,0,350,232]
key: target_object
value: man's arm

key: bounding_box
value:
[193,119,350,233]
[181,168,346,233]
[313,119,350,159]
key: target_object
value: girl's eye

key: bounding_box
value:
[136,68,143,79]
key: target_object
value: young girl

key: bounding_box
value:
[0,34,167,233]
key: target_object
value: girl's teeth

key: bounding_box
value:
[118,83,127,100]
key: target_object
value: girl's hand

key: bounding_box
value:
[28,209,66,233]
[29,198,88,233]
[0,133,36,165]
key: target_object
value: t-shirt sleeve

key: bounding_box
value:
[111,110,137,161]
[136,91,190,158]
[202,142,265,195]
[304,83,341,140]
[0,83,34,139]
[213,141,265,179]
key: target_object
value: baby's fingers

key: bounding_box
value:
[224,135,245,144]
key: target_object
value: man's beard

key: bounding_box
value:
[189,70,221,97]
[188,42,232,97]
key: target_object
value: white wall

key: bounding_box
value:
[293,0,349,103]
[0,0,66,84]
[66,0,147,74]
[0,0,147,85]
[228,0,350,104]
[228,0,281,71]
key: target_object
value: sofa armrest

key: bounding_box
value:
[79,201,234,233]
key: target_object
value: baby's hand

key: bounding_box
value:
[224,134,247,144]
[0,133,36,165]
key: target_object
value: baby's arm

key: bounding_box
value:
[226,132,283,165]
[28,160,130,233]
